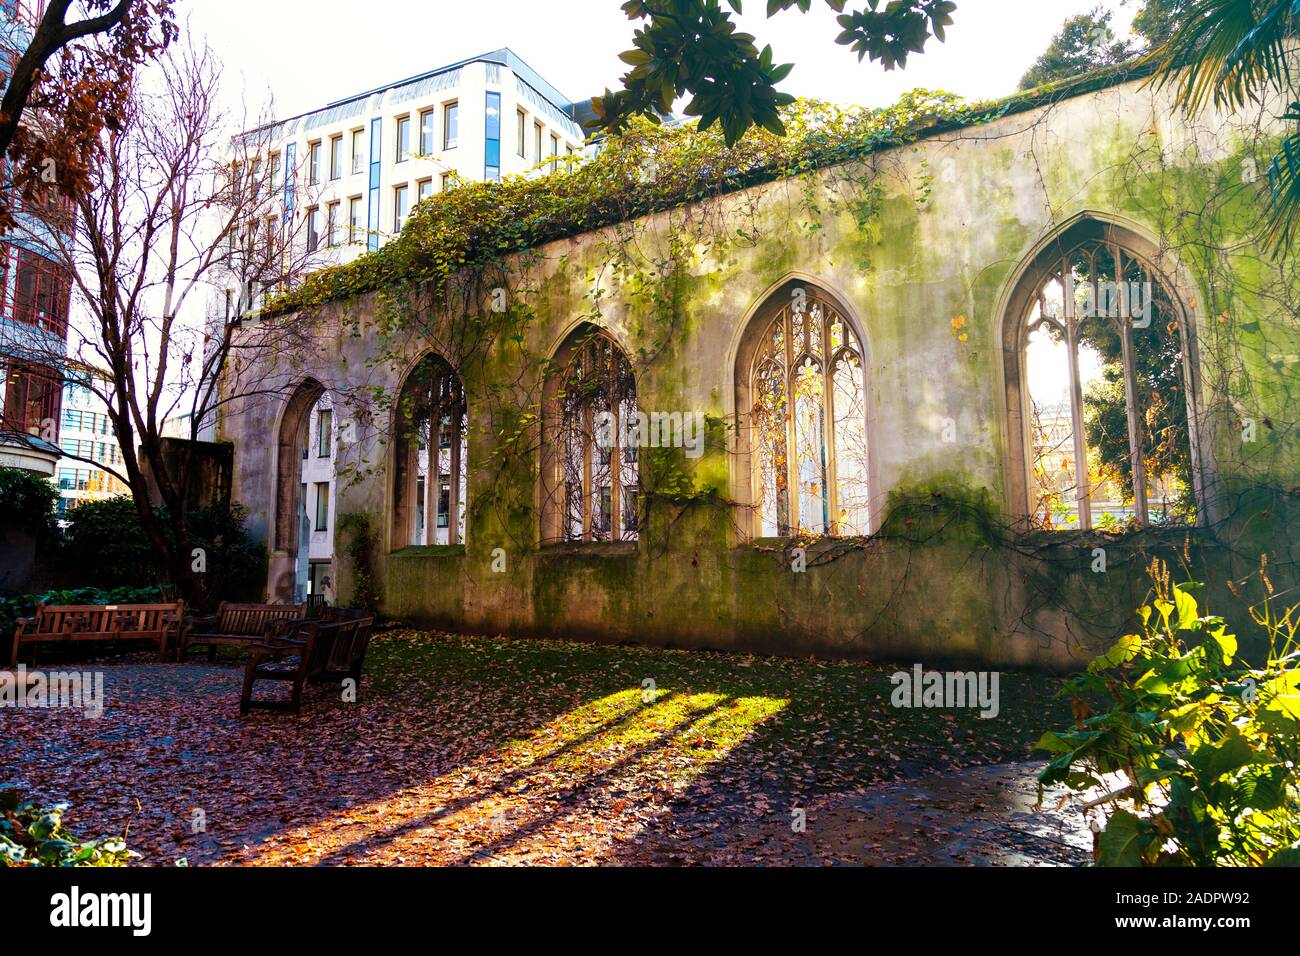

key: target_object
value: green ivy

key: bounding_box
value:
[337,512,379,611]
[264,92,1000,321]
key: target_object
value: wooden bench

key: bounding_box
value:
[240,614,375,715]
[8,602,186,667]
[181,602,306,661]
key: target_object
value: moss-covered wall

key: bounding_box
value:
[219,74,1299,672]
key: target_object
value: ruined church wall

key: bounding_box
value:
[219,74,1299,671]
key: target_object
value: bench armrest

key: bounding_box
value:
[265,617,308,640]
[247,638,305,665]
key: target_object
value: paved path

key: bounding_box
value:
[630,761,1092,866]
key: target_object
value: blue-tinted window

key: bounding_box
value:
[484,92,500,181]
[282,142,296,225]
[367,117,382,251]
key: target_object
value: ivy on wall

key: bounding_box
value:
[264,90,1002,321]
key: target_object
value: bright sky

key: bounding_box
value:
[184,0,1140,123]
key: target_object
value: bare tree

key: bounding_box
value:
[5,35,321,606]
[0,0,175,230]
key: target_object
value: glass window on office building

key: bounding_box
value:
[351,128,365,175]
[326,202,339,247]
[517,109,527,157]
[484,91,501,182]
[443,101,458,150]
[317,408,332,457]
[307,206,321,252]
[420,109,435,156]
[315,482,330,531]
[308,141,321,185]
[393,184,409,232]
[348,196,363,244]
[395,115,410,162]
[329,135,343,180]
[417,178,433,203]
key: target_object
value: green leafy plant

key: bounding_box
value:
[0,466,59,542]
[60,496,160,585]
[594,0,956,143]
[58,497,264,607]
[0,790,138,867]
[1037,559,1300,866]
[1155,0,1300,251]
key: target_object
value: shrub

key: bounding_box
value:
[1037,560,1300,866]
[0,790,137,867]
[60,496,159,586]
[0,466,59,542]
[186,502,265,606]
[57,497,264,604]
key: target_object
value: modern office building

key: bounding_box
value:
[234,48,584,281]
[217,48,586,600]
[55,367,127,518]
[0,0,72,480]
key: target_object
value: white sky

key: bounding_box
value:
[184,0,1139,123]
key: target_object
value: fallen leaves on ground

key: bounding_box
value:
[0,630,1084,866]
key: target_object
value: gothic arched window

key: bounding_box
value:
[1019,236,1197,529]
[543,329,639,543]
[393,354,467,547]
[749,287,870,537]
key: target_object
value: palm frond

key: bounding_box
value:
[1262,106,1300,252]
[1156,0,1296,112]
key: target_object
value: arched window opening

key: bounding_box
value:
[273,378,326,603]
[1022,239,1195,530]
[749,288,869,537]
[547,330,639,543]
[394,354,467,547]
